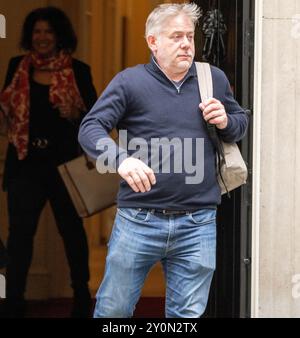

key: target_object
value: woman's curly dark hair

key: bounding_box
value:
[20,6,77,53]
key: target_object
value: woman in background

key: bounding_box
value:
[0,6,97,317]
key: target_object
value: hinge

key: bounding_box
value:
[243,258,251,266]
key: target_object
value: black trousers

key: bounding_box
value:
[5,155,90,300]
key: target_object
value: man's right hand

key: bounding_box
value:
[118,157,156,193]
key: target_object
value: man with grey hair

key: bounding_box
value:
[79,3,248,318]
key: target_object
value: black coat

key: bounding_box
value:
[0,237,7,268]
[1,56,98,191]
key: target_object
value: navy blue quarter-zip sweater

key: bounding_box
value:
[79,57,248,210]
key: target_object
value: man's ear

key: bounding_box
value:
[147,35,158,53]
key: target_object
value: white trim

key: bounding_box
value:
[251,0,263,318]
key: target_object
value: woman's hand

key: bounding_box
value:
[56,103,80,120]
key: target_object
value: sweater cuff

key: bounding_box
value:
[113,149,129,171]
[217,115,234,137]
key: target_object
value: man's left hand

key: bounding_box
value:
[200,98,228,130]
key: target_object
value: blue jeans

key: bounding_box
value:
[94,207,216,318]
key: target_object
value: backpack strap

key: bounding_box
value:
[195,62,213,102]
[195,62,229,196]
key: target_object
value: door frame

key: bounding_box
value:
[251,0,263,319]
[237,0,255,318]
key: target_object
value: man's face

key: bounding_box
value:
[149,14,195,78]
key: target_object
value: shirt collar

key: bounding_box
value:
[147,55,197,81]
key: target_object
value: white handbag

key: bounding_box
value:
[195,62,248,195]
[58,154,120,218]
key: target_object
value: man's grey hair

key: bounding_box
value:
[145,3,202,39]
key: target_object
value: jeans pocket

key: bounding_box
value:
[118,208,151,223]
[188,209,216,225]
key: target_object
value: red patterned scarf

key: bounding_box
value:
[0,51,86,160]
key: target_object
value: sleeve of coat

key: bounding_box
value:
[2,56,22,90]
[73,61,98,122]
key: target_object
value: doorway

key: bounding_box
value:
[80,0,255,317]
[193,0,254,317]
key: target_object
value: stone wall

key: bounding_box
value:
[252,0,300,317]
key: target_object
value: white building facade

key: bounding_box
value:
[252,0,300,317]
